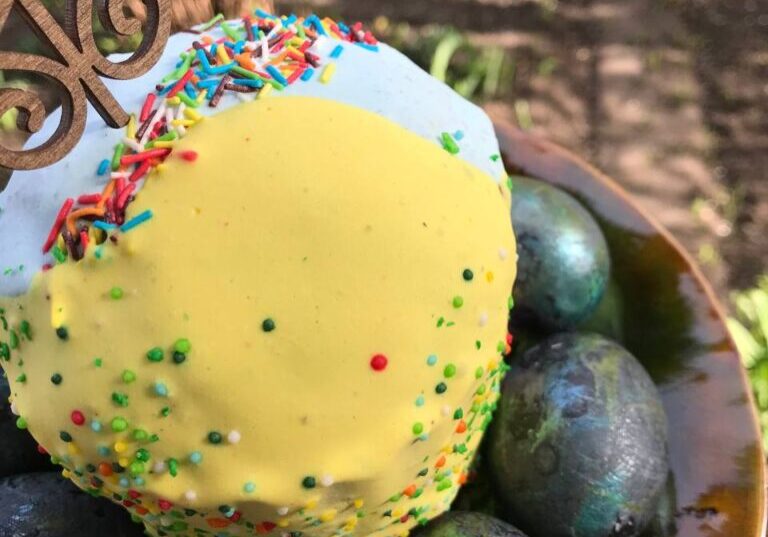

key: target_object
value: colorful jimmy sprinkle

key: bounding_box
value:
[40,11,379,265]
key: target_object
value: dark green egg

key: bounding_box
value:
[0,375,54,477]
[0,472,143,536]
[489,333,668,537]
[412,511,529,537]
[511,177,610,330]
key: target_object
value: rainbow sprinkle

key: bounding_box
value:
[40,11,378,264]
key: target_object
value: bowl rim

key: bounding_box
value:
[491,118,768,537]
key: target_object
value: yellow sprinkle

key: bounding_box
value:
[441,445,452,454]
[259,84,273,99]
[126,113,137,139]
[166,96,181,106]
[67,442,79,456]
[118,457,129,467]
[152,141,176,149]
[398,530,409,537]
[452,464,462,473]
[320,62,337,84]
[184,108,203,121]
[486,271,495,282]
[392,508,403,518]
[353,499,364,509]
[113,441,127,453]
[305,498,318,510]
[148,505,161,516]
[487,359,498,371]
[62,469,71,479]
[171,119,195,127]
[154,163,168,174]
[196,91,207,104]
[474,395,485,405]
[319,509,337,522]
[216,44,230,65]
[277,519,290,528]
[345,516,358,527]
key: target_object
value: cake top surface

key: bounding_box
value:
[0,13,506,297]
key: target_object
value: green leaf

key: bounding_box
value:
[727,317,762,368]
[430,33,465,82]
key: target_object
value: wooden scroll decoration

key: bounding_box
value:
[0,0,172,170]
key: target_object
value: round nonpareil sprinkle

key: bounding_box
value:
[370,354,388,371]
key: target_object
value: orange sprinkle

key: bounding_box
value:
[456,420,467,434]
[269,51,288,66]
[207,518,231,529]
[96,180,117,210]
[98,462,113,477]
[435,455,446,468]
[458,473,469,485]
[134,506,149,516]
[402,484,417,497]
[236,53,255,70]
[202,35,213,44]
[65,207,105,236]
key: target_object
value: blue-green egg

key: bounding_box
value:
[411,511,529,537]
[0,472,143,536]
[511,177,610,330]
[0,375,53,477]
[489,333,668,537]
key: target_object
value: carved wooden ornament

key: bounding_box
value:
[0,0,172,170]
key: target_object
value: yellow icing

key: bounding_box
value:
[0,97,516,537]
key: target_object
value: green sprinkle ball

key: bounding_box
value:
[111,417,129,432]
[302,476,317,489]
[452,296,464,309]
[59,431,73,443]
[172,351,187,364]
[147,347,164,362]
[262,318,276,332]
[174,338,191,353]
[435,382,448,394]
[50,373,63,385]
[208,431,223,444]
[412,422,424,435]
[135,448,151,462]
[122,370,137,384]
[55,326,69,341]
[443,364,457,378]
[462,269,474,281]
[110,287,124,300]
[16,417,27,430]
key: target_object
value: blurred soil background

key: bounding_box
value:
[1,0,768,438]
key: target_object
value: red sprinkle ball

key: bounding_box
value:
[370,354,388,372]
[70,410,86,426]
[180,150,199,162]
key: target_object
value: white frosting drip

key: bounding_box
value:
[0,26,505,296]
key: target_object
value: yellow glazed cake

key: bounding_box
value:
[0,12,516,537]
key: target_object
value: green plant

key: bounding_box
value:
[728,275,768,449]
[372,19,513,102]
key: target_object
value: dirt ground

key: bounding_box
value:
[276,0,768,300]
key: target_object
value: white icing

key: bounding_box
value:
[0,25,505,296]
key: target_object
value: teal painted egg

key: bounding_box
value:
[489,333,668,537]
[511,177,610,330]
[0,375,53,477]
[411,511,529,537]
